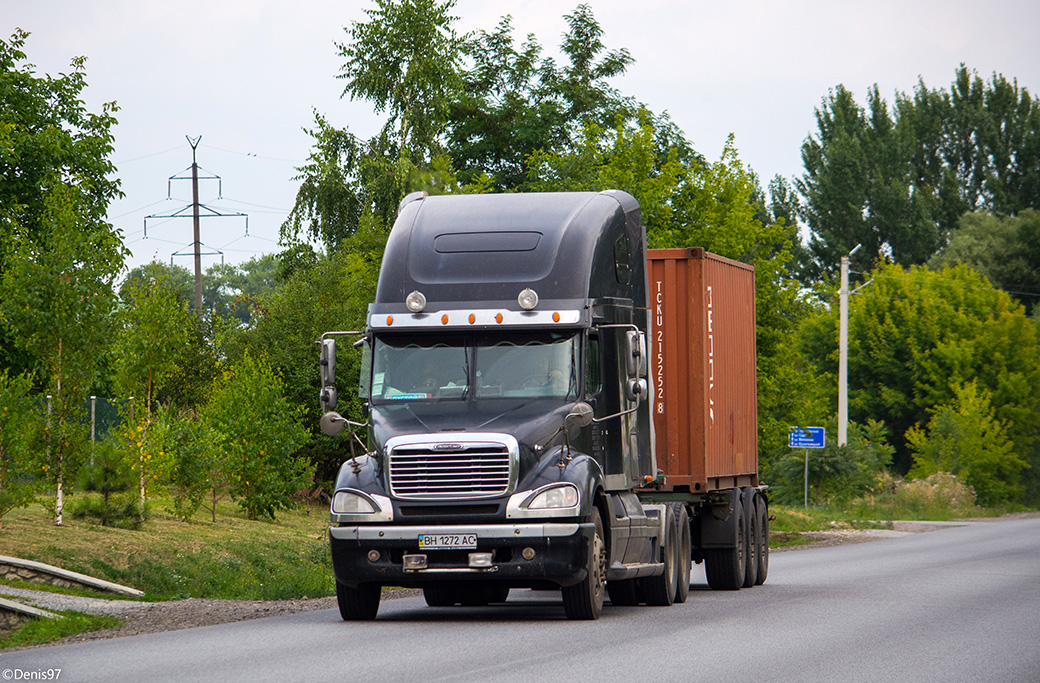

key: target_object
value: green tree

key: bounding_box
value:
[929,210,1040,314]
[906,381,1026,505]
[528,119,807,463]
[121,262,194,309]
[797,85,939,278]
[202,254,280,323]
[163,408,215,521]
[337,0,462,165]
[222,244,380,483]
[113,271,193,517]
[448,6,640,191]
[201,352,310,520]
[1,185,125,524]
[71,438,140,528]
[0,29,121,376]
[0,369,40,527]
[801,261,1040,480]
[798,67,1040,280]
[899,66,1040,226]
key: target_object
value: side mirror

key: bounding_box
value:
[625,378,648,404]
[320,411,346,437]
[320,386,338,413]
[321,338,337,386]
[625,330,647,378]
[565,402,595,430]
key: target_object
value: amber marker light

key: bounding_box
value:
[441,314,449,325]
[495,313,503,324]
[552,312,560,323]
[386,315,394,326]
[469,313,476,324]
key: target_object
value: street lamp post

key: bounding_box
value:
[838,244,860,447]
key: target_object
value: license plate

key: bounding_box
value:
[418,533,477,550]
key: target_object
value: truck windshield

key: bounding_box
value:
[371,332,578,402]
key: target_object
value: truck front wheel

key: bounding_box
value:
[563,507,606,620]
[336,581,381,620]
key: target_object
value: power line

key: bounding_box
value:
[851,270,1040,300]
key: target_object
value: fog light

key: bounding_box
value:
[468,553,493,568]
[403,554,428,571]
[521,547,536,561]
[367,550,381,563]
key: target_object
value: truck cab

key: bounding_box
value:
[321,190,673,620]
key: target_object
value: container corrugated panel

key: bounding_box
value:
[647,248,758,491]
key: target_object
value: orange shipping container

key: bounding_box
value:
[647,248,758,492]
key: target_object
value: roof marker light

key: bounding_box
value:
[518,288,539,311]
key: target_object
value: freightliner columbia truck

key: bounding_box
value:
[319,190,768,620]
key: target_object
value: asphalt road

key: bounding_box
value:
[4,517,1039,683]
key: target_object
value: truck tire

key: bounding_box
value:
[607,579,641,606]
[336,581,380,620]
[743,488,759,588]
[563,507,606,620]
[704,491,747,591]
[755,493,769,585]
[673,503,691,604]
[642,504,677,606]
[423,585,459,607]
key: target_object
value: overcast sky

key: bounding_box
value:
[6,0,1039,273]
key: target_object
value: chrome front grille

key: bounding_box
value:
[385,435,518,499]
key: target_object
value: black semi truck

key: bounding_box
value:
[319,190,767,620]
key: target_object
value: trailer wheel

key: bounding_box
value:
[423,585,459,607]
[673,504,691,604]
[704,492,747,590]
[743,488,759,588]
[643,505,677,606]
[336,581,381,620]
[563,507,606,620]
[755,493,769,585]
[607,579,640,606]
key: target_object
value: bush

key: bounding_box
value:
[851,471,980,520]
[769,418,894,506]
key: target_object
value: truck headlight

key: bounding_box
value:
[525,483,579,510]
[332,490,379,514]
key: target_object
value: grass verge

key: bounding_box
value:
[1,495,334,602]
[0,612,122,650]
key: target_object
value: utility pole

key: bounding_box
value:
[838,244,861,447]
[189,135,203,312]
[142,138,248,318]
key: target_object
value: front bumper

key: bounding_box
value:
[330,522,593,589]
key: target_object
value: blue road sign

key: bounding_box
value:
[789,426,826,449]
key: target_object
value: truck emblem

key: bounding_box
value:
[434,443,464,451]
